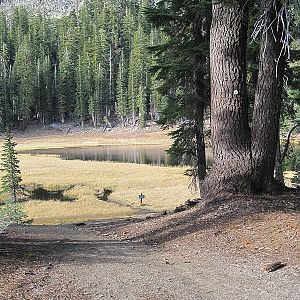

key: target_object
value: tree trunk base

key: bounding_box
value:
[203,170,286,200]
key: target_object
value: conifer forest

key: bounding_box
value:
[0,0,166,129]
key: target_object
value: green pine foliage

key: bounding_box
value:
[145,0,211,185]
[0,0,163,129]
[0,0,298,134]
[0,199,27,232]
[116,50,128,125]
[0,128,22,202]
[0,41,10,127]
[12,34,36,124]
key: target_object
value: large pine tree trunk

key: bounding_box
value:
[204,1,252,197]
[204,0,287,198]
[251,0,285,191]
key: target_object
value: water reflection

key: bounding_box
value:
[21,143,298,170]
[23,145,172,166]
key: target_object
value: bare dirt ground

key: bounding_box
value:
[10,122,300,150]
[1,191,299,300]
[11,123,173,150]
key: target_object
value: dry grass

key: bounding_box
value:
[1,127,297,225]
[284,171,299,188]
[16,154,194,224]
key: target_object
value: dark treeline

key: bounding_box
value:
[0,0,167,129]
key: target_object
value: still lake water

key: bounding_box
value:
[24,145,171,165]
[21,143,300,171]
[23,145,212,166]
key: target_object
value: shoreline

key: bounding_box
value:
[10,124,173,151]
[5,122,299,152]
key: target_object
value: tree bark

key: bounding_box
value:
[251,0,285,191]
[204,0,288,197]
[204,1,252,197]
[195,102,206,192]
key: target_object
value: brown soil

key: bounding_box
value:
[1,190,299,300]
[11,123,173,150]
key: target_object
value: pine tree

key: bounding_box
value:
[76,48,91,127]
[146,0,211,189]
[0,128,22,202]
[128,27,143,125]
[0,42,10,127]
[12,34,36,125]
[0,198,26,232]
[90,26,107,125]
[137,84,146,127]
[116,50,128,125]
[58,48,77,122]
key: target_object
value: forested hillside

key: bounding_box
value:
[0,0,166,129]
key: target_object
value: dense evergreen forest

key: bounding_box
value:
[0,0,167,129]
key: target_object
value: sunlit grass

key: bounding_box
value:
[284,171,298,188]
[15,154,194,224]
[2,127,297,225]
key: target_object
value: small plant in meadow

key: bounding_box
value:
[0,128,22,202]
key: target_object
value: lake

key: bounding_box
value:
[21,143,300,171]
[21,145,212,166]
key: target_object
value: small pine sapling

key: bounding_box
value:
[0,128,22,202]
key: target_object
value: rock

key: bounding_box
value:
[174,205,186,213]
[185,199,200,206]
[174,198,201,213]
[75,222,86,226]
[261,262,286,272]
[25,270,36,275]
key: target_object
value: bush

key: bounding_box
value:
[0,200,27,232]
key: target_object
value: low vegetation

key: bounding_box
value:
[4,154,193,224]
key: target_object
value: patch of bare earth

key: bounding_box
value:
[113,191,300,267]
[12,124,172,150]
[1,190,299,299]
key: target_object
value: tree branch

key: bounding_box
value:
[280,123,300,163]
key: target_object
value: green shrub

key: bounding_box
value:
[0,200,27,232]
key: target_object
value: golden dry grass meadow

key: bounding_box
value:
[0,128,299,225]
[19,154,193,224]
[0,128,197,224]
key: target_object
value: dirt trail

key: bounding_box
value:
[1,216,299,300]
[106,198,158,215]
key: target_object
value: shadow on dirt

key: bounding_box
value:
[0,189,299,275]
[0,230,148,275]
[126,190,300,244]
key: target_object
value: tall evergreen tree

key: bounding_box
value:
[0,42,10,127]
[146,0,211,190]
[116,50,128,125]
[12,34,36,126]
